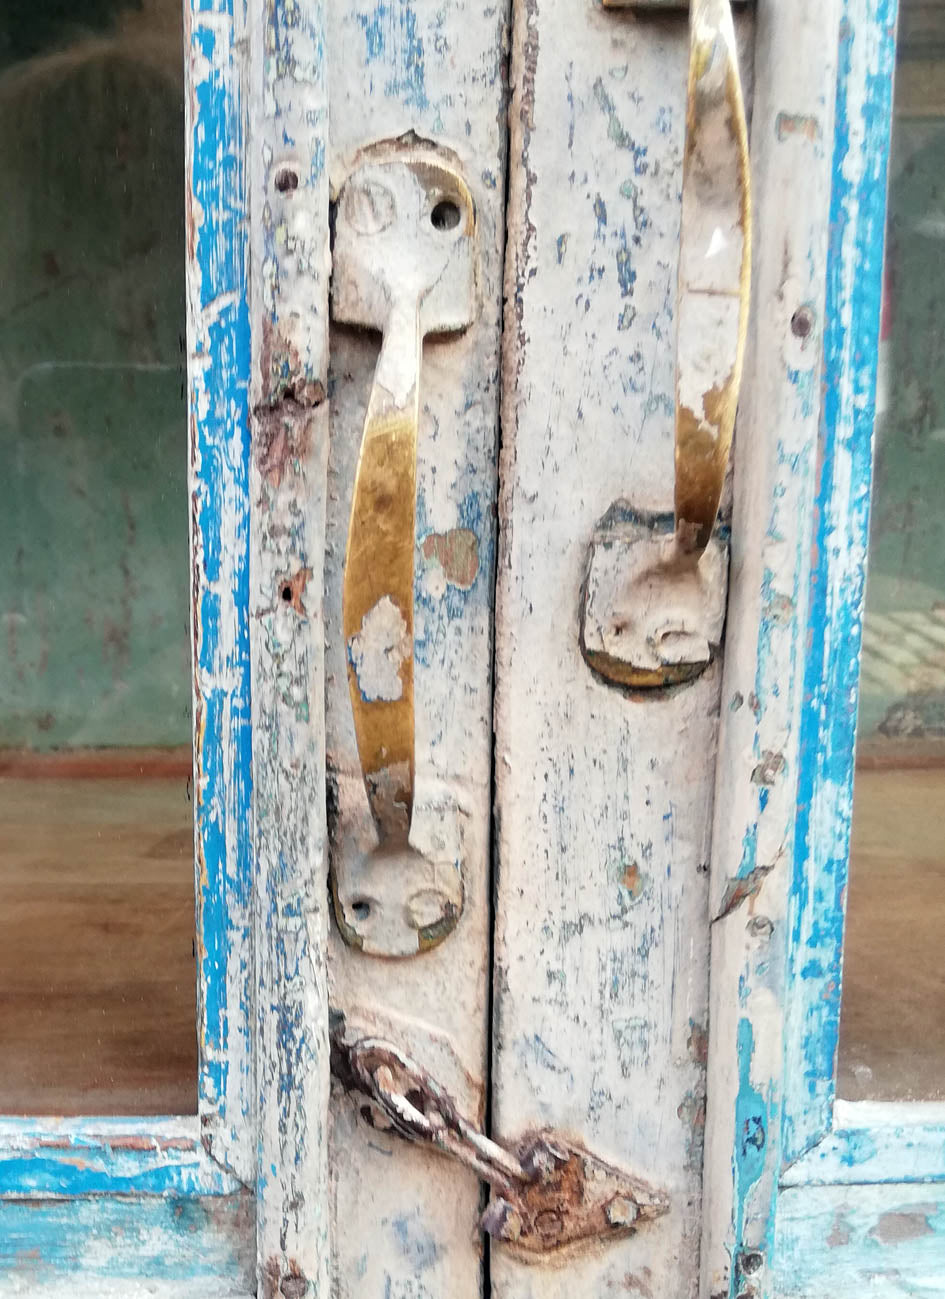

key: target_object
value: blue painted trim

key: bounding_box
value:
[783,0,899,1166]
[188,0,255,1156]
[0,1119,241,1198]
[0,0,255,1216]
[0,1193,253,1291]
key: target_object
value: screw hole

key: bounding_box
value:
[790,306,814,339]
[431,199,461,232]
[351,898,371,921]
[274,167,299,195]
[281,584,293,603]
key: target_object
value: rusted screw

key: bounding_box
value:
[480,1197,523,1243]
[606,1195,640,1228]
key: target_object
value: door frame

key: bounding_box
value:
[0,0,333,1292]
[703,1,945,1295]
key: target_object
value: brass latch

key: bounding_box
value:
[330,1019,669,1259]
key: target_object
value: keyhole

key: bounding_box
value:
[431,199,461,232]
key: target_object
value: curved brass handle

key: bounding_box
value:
[582,0,750,690]
[331,141,477,954]
[674,0,751,558]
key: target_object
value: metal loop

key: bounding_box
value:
[346,1036,528,1192]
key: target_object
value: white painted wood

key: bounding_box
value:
[492,1,749,1294]
[323,3,508,1295]
[247,0,332,1293]
[699,2,840,1294]
[783,1103,945,1187]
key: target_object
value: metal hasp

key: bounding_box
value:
[331,1024,670,1259]
[582,0,751,688]
[331,138,478,955]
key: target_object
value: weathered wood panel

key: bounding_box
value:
[780,0,898,1164]
[0,1118,240,1198]
[782,1102,945,1188]
[186,0,255,1184]
[246,0,332,1293]
[774,1183,945,1298]
[698,2,841,1293]
[493,2,749,1294]
[0,1193,254,1298]
[323,1,509,1294]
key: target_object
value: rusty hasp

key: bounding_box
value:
[330,136,478,955]
[330,1025,669,1259]
[583,0,750,689]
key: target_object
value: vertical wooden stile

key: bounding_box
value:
[493,2,752,1295]
[700,5,840,1293]
[246,0,332,1293]
[323,3,510,1295]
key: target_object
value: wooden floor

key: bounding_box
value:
[0,773,197,1115]
[838,765,945,1101]
[0,764,941,1114]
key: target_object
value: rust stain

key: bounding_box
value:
[718,864,774,919]
[751,750,785,786]
[278,567,313,616]
[623,1271,654,1298]
[776,112,822,143]
[254,399,315,489]
[687,1021,709,1067]
[260,317,327,410]
[620,861,646,901]
[421,528,480,589]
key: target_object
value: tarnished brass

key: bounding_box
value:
[674,0,752,556]
[584,0,750,690]
[331,139,477,953]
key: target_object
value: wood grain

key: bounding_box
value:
[0,775,197,1116]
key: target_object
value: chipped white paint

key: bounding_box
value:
[324,0,508,1292]
[246,0,332,1292]
[582,518,729,679]
[492,1,751,1294]
[348,596,411,703]
[699,2,840,1296]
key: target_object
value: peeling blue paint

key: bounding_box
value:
[784,0,898,1164]
[190,0,254,1155]
[357,3,429,111]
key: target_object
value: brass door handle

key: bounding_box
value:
[331,140,477,954]
[583,0,751,688]
[674,0,751,558]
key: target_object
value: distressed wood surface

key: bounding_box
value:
[774,1183,945,1298]
[780,0,898,1165]
[323,1,508,1294]
[0,1193,253,1298]
[699,2,941,1296]
[0,1118,240,1198]
[186,0,256,1184]
[492,2,750,1294]
[246,0,332,1295]
[698,2,840,1294]
[782,1102,945,1187]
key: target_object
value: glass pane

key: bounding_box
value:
[0,0,196,1114]
[838,3,945,1102]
